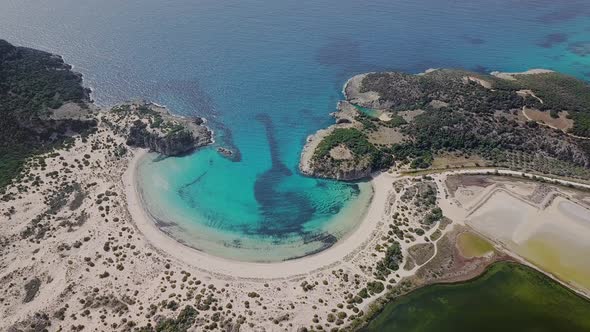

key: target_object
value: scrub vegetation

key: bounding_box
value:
[0,39,94,189]
[357,69,590,178]
[307,69,590,181]
[313,128,393,170]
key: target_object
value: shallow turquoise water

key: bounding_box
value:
[1,0,588,260]
[137,149,374,261]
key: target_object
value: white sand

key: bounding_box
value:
[126,155,393,279]
[491,68,554,80]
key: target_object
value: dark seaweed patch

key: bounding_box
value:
[537,33,568,48]
[252,113,317,236]
[462,36,485,45]
[537,3,589,23]
[316,36,361,67]
[568,41,590,57]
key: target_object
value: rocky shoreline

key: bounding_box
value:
[4,36,590,331]
[97,101,213,157]
[300,68,590,182]
[298,101,374,180]
[299,75,392,181]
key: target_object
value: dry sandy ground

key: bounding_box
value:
[491,68,554,80]
[440,172,590,297]
[2,102,590,331]
[521,107,574,132]
[0,108,460,331]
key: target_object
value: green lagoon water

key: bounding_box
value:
[364,263,590,332]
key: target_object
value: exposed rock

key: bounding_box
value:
[110,102,213,156]
[23,277,41,303]
[299,100,391,180]
[126,120,207,156]
[316,157,373,180]
[217,147,241,162]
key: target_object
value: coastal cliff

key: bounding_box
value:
[0,39,98,187]
[118,103,213,156]
[300,68,590,181]
[0,38,213,189]
[299,101,391,180]
[3,39,590,332]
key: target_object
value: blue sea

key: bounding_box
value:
[2,0,589,261]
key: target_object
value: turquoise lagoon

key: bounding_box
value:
[2,0,589,261]
[137,149,373,261]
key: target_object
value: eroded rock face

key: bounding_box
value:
[303,153,373,181]
[126,120,212,156]
[109,102,213,156]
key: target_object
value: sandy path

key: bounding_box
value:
[521,107,590,140]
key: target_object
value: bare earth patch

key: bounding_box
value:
[445,174,495,197]
[463,76,492,89]
[522,107,573,131]
[428,100,449,109]
[398,109,424,122]
[368,127,406,145]
[329,144,353,160]
[492,69,554,81]
[378,112,392,122]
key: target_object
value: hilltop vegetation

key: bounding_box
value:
[307,69,590,180]
[0,40,212,189]
[0,39,94,188]
[507,73,590,137]
[313,128,392,170]
[302,69,590,181]
[363,70,590,174]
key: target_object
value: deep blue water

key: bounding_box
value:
[2,0,589,261]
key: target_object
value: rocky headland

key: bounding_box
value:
[299,101,387,180]
[107,102,212,156]
[300,68,590,181]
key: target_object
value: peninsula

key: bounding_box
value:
[300,68,590,181]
